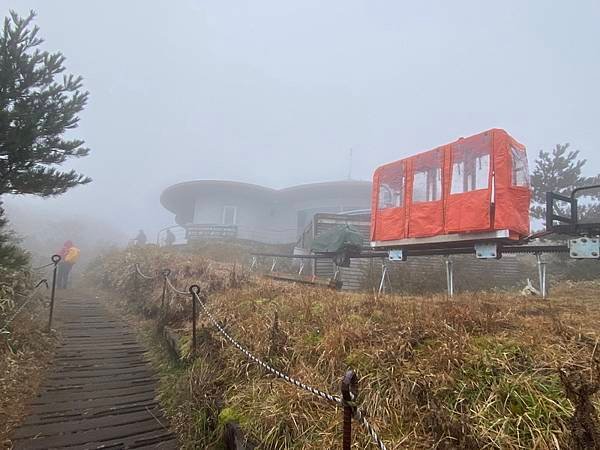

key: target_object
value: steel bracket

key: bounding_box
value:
[475,242,501,259]
[569,237,600,259]
[388,249,406,262]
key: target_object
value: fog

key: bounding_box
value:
[4,0,600,247]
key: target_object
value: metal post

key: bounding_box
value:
[341,370,358,450]
[161,269,171,313]
[378,263,387,295]
[385,263,393,294]
[190,285,201,356]
[250,256,257,272]
[47,255,61,332]
[445,256,454,298]
[133,265,139,299]
[271,257,277,273]
[298,261,305,275]
[536,253,548,299]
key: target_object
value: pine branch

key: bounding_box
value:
[0,10,91,197]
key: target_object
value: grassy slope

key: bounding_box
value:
[0,293,56,446]
[88,246,600,449]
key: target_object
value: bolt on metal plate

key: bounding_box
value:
[569,237,600,259]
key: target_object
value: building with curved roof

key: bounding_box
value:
[160,179,372,243]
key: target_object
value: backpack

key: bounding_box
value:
[64,247,80,264]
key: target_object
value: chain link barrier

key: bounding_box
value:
[134,263,156,280]
[32,262,54,271]
[1,278,49,330]
[165,276,189,296]
[189,287,343,405]
[189,286,388,450]
[132,264,388,450]
[352,407,388,450]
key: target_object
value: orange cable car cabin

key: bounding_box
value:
[370,129,531,249]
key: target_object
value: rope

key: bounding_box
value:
[165,277,189,296]
[134,263,155,280]
[191,290,343,405]
[0,280,48,330]
[32,262,54,271]
[352,407,388,450]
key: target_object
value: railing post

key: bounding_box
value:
[47,255,61,332]
[133,265,139,299]
[190,285,201,357]
[161,269,171,313]
[341,370,358,450]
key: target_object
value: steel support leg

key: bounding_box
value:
[536,253,548,299]
[250,256,257,272]
[271,257,277,272]
[445,256,454,298]
[378,263,388,295]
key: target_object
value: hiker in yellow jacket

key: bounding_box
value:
[57,241,80,289]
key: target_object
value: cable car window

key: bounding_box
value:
[413,167,442,203]
[511,147,529,187]
[412,150,443,203]
[451,153,490,194]
[378,167,405,209]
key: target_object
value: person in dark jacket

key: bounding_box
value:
[165,229,176,246]
[135,229,147,246]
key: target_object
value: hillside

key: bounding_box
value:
[87,245,600,449]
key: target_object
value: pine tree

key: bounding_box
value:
[0,201,28,270]
[0,10,91,197]
[530,143,600,223]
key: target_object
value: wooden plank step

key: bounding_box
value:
[11,290,176,448]
[12,407,166,439]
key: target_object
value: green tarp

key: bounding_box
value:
[310,225,364,254]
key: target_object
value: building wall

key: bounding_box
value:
[193,194,279,241]
[161,180,372,244]
[191,192,370,244]
[272,194,371,239]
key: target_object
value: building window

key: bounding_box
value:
[222,206,237,225]
[511,147,529,187]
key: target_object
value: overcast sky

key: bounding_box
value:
[5,0,600,240]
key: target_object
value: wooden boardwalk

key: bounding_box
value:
[11,291,177,449]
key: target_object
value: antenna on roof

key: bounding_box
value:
[347,148,353,180]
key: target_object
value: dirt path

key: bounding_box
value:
[10,289,177,449]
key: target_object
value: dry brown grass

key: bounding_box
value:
[0,293,56,446]
[89,247,600,449]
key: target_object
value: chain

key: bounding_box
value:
[1,280,48,330]
[191,289,388,449]
[132,263,389,449]
[190,289,343,405]
[134,263,155,280]
[165,276,189,296]
[32,262,54,271]
[352,405,388,450]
